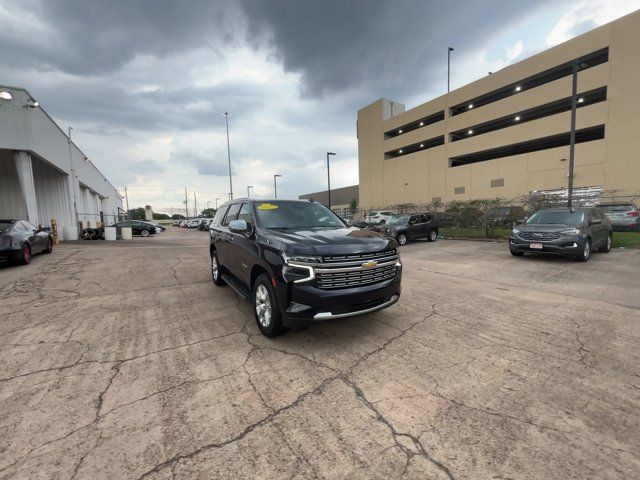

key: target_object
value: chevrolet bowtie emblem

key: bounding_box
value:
[362,261,378,269]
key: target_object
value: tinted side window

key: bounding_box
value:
[409,216,418,224]
[222,203,241,226]
[15,223,27,232]
[22,221,37,231]
[423,214,433,223]
[237,203,253,227]
[212,206,228,226]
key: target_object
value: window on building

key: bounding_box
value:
[431,197,442,204]
[454,186,466,195]
[491,178,505,188]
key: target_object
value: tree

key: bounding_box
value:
[349,198,359,212]
[171,214,186,220]
[153,213,170,220]
[127,207,145,220]
[200,208,217,218]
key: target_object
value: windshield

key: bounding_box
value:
[0,222,12,234]
[526,210,585,225]
[254,201,345,229]
[386,215,409,226]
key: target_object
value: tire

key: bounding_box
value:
[44,237,53,254]
[253,274,285,337]
[397,233,408,246]
[599,233,612,253]
[379,219,386,225]
[427,229,438,242]
[576,239,591,262]
[20,244,31,265]
[510,249,524,257]
[141,229,150,237]
[211,250,225,286]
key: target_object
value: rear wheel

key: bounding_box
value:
[253,274,285,337]
[141,229,150,237]
[397,233,408,246]
[427,229,438,242]
[211,250,225,286]
[44,237,53,254]
[576,239,591,262]
[20,244,31,265]
[599,233,612,253]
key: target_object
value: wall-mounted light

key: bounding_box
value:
[398,149,403,154]
[468,104,474,109]
[419,121,424,126]
[515,85,522,92]
[514,116,521,121]
[419,144,424,148]
[398,129,403,133]
[467,129,474,135]
[577,97,584,103]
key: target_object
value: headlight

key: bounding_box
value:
[560,228,581,235]
[512,228,520,234]
[282,253,319,283]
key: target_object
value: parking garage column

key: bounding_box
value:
[14,151,39,225]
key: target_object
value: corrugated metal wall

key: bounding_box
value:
[0,150,28,219]
[32,157,73,228]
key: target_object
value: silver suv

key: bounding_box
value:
[596,203,640,231]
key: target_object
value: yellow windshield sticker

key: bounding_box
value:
[257,203,279,210]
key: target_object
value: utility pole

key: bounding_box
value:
[447,47,454,93]
[567,60,578,208]
[184,187,189,219]
[274,174,282,198]
[247,185,253,198]
[124,185,130,213]
[326,152,336,209]
[194,192,198,217]
[215,197,220,209]
[67,127,79,233]
[223,111,233,200]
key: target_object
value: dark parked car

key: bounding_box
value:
[198,219,212,231]
[210,199,402,337]
[509,207,612,262]
[377,213,438,246]
[0,219,53,265]
[596,202,640,231]
[112,220,157,237]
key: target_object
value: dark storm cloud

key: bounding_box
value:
[169,150,233,177]
[0,0,240,75]
[239,0,551,99]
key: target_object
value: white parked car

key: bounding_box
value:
[365,211,395,224]
[187,219,202,228]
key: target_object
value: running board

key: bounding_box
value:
[221,273,252,301]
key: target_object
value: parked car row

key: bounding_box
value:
[173,218,214,230]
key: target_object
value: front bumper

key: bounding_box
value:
[276,273,402,327]
[509,234,585,256]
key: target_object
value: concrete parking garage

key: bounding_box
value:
[0,230,638,479]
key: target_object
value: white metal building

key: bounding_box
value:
[0,86,122,240]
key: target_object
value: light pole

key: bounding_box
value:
[567,60,581,208]
[67,127,79,234]
[215,197,220,209]
[223,111,233,200]
[326,152,336,209]
[447,47,454,93]
[207,200,211,210]
[247,185,253,198]
[274,174,282,198]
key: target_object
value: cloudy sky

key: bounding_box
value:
[1,0,639,214]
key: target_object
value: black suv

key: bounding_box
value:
[209,199,402,336]
[377,213,438,246]
[509,207,612,262]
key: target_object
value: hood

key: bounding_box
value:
[518,223,576,232]
[259,227,396,255]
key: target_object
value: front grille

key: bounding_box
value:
[519,231,562,241]
[316,263,397,289]
[313,249,399,290]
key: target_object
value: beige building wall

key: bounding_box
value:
[357,10,640,209]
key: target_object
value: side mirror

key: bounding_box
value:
[228,219,248,234]
[589,218,602,225]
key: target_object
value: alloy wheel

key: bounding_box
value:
[211,255,219,280]
[22,245,31,264]
[398,234,407,246]
[255,284,272,328]
[429,230,437,241]
[583,241,590,260]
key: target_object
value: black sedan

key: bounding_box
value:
[509,207,612,262]
[112,221,157,237]
[0,219,53,265]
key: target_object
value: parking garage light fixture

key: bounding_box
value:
[398,129,403,134]
[420,144,424,148]
[419,121,424,126]
[514,116,521,121]
[515,85,522,92]
[468,103,474,109]
[467,129,474,135]
[398,149,403,154]
[577,97,584,103]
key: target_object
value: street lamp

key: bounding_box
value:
[326,152,336,209]
[247,185,253,198]
[223,111,233,200]
[273,174,282,198]
[447,47,454,93]
[207,200,211,210]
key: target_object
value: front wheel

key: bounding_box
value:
[576,239,591,262]
[141,229,150,237]
[397,233,408,246]
[253,274,285,337]
[211,250,225,286]
[427,229,438,242]
[599,233,612,253]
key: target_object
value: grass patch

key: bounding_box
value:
[440,227,640,248]
[612,232,640,248]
